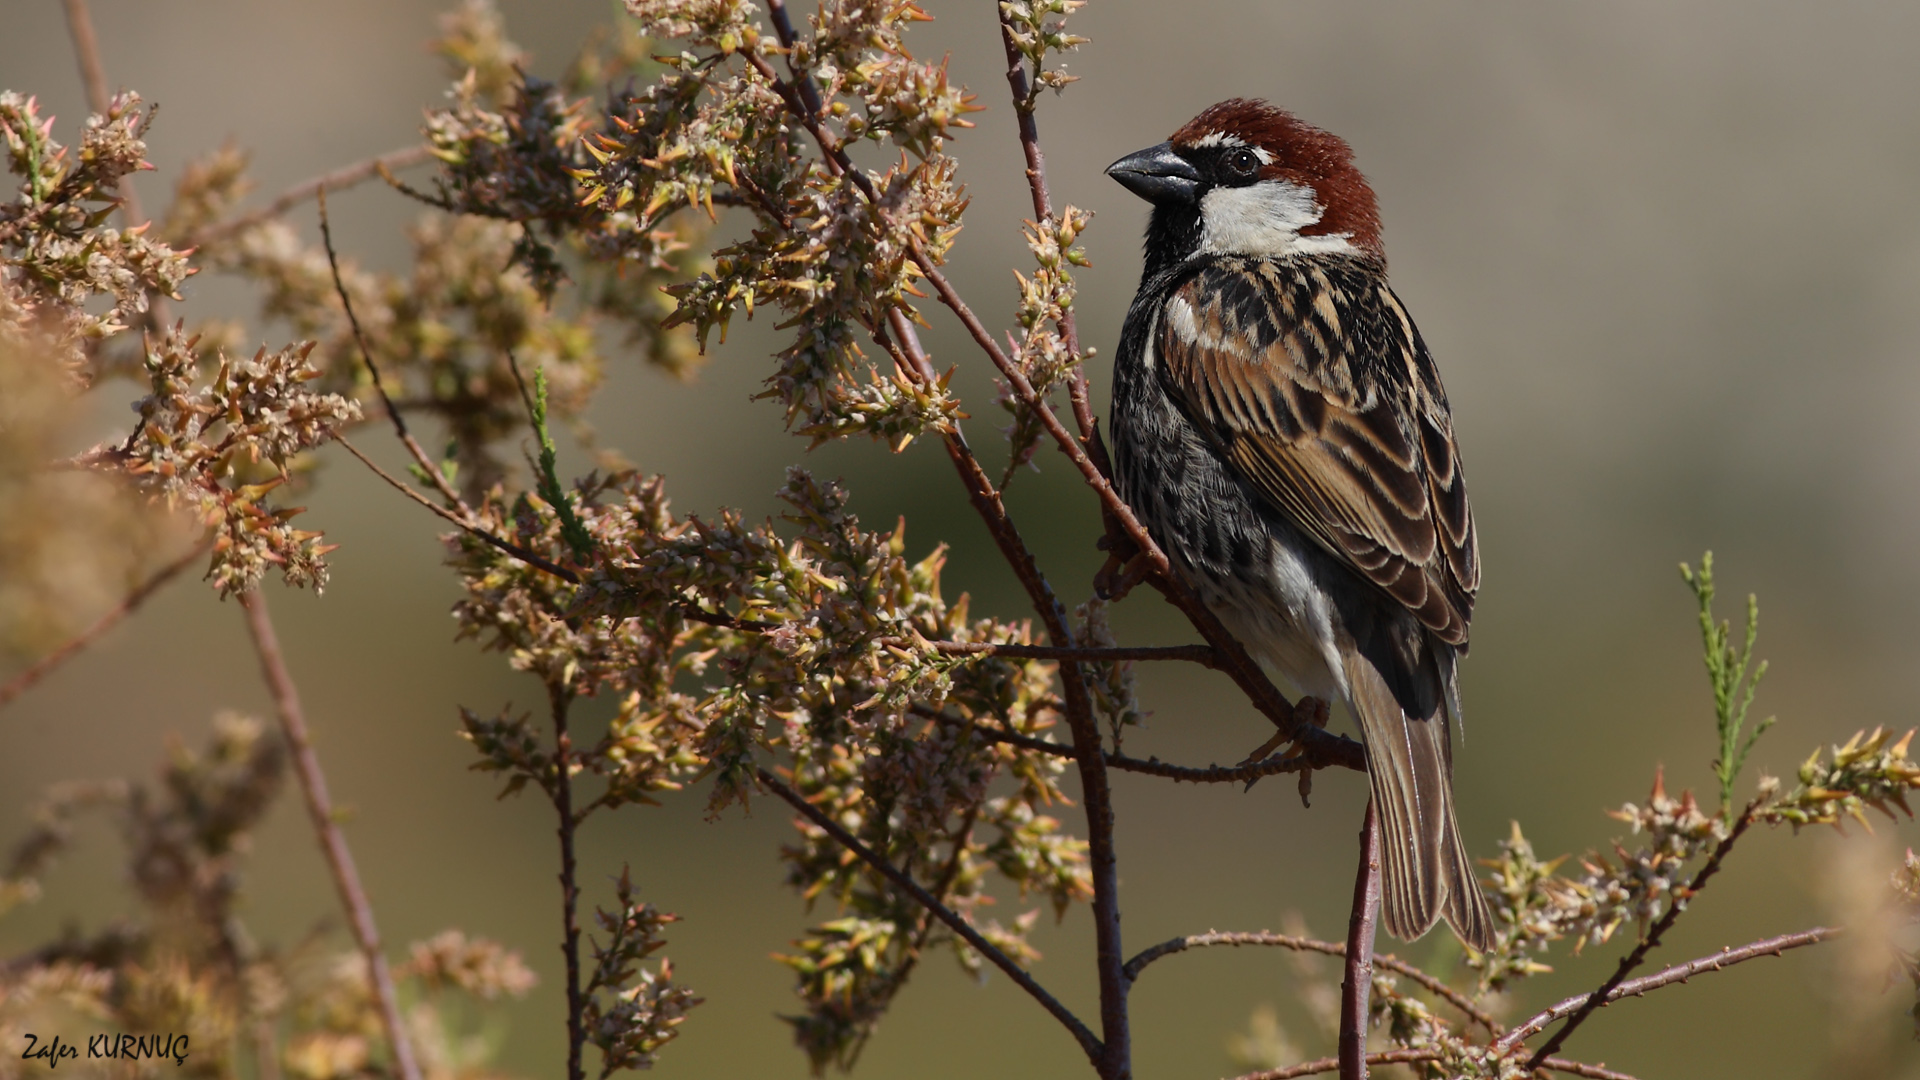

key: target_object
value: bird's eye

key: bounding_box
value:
[1226,148,1260,177]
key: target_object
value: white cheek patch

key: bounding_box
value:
[1198,181,1360,258]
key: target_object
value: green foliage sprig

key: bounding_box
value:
[1681,551,1775,820]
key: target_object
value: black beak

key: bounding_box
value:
[1106,141,1201,206]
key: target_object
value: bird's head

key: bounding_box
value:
[1107,99,1382,276]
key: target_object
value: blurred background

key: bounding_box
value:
[6,1,1920,1076]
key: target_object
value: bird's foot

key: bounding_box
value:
[1093,549,1152,602]
[1237,695,1331,765]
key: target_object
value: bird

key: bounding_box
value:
[1103,99,1494,950]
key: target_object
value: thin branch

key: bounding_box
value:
[1339,801,1381,1080]
[237,591,420,1080]
[1230,1048,1440,1080]
[316,187,465,508]
[758,767,1102,1064]
[334,435,581,583]
[911,704,1322,788]
[1540,1059,1644,1080]
[0,539,209,711]
[1502,925,1837,1051]
[1518,800,1764,1067]
[547,685,587,1080]
[1120,930,1496,1035]
[191,145,434,246]
[1229,1050,1640,1080]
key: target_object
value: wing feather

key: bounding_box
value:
[1157,257,1478,646]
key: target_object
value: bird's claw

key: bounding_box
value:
[1238,696,1332,798]
[1093,550,1152,602]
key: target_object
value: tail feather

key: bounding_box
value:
[1342,641,1494,951]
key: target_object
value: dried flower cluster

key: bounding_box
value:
[1001,208,1092,480]
[0,90,187,377]
[447,453,1093,1068]
[115,330,361,595]
[0,718,536,1080]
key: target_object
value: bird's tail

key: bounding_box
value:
[1340,641,1494,951]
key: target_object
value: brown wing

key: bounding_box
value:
[1155,256,1478,646]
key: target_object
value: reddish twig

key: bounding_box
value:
[1539,1058,1644,1080]
[1510,799,1764,1066]
[1120,930,1496,1035]
[0,539,209,711]
[756,766,1102,1064]
[237,591,420,1080]
[1231,1051,1640,1080]
[1339,801,1381,1080]
[192,145,434,246]
[1502,925,1837,1051]
[316,188,465,508]
[334,435,581,583]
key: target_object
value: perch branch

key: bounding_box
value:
[237,591,420,1080]
[0,539,209,711]
[911,705,1325,789]
[757,767,1103,1065]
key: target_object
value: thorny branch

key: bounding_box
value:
[1121,931,1496,1034]
[1503,926,1838,1050]
[1513,797,1764,1066]
[756,767,1104,1065]
[1229,1053,1642,1080]
[238,591,421,1080]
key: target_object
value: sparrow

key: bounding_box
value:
[1104,99,1493,949]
